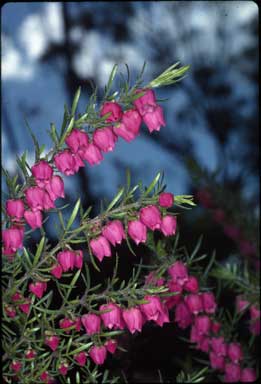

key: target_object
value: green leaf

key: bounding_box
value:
[71,87,81,115]
[66,198,81,230]
[106,188,124,212]
[105,64,118,96]
[144,172,161,196]
[33,236,45,266]
[68,342,93,355]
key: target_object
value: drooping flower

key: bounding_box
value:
[100,101,123,123]
[209,352,225,371]
[90,236,111,262]
[29,281,47,299]
[6,199,25,220]
[240,368,257,382]
[31,160,53,188]
[140,205,162,231]
[59,318,75,334]
[10,360,22,372]
[100,303,123,330]
[202,292,217,314]
[210,337,227,357]
[81,313,101,335]
[19,298,31,314]
[54,150,82,176]
[75,250,83,269]
[2,227,24,255]
[45,335,60,351]
[102,220,126,246]
[224,362,241,383]
[143,105,166,133]
[194,315,212,336]
[50,263,63,279]
[168,261,188,286]
[165,280,183,309]
[133,89,157,116]
[184,275,199,293]
[113,109,142,142]
[160,215,177,236]
[65,129,89,157]
[139,295,164,322]
[184,293,203,315]
[74,351,87,366]
[128,220,147,245]
[25,349,37,359]
[227,342,243,364]
[105,339,118,354]
[122,307,143,334]
[175,301,193,329]
[24,210,43,229]
[82,143,103,166]
[25,186,54,211]
[89,345,107,365]
[45,175,65,201]
[57,250,75,272]
[93,127,117,152]
[58,361,69,376]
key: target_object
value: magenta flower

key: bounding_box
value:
[211,321,221,334]
[210,337,227,357]
[140,205,162,231]
[102,220,126,246]
[24,210,43,229]
[10,360,22,372]
[89,345,107,365]
[90,235,111,262]
[3,227,24,255]
[175,301,193,329]
[74,351,87,366]
[160,215,177,236]
[81,313,101,335]
[25,349,37,359]
[185,293,203,315]
[29,281,47,298]
[202,292,217,314]
[65,128,89,156]
[54,150,80,176]
[128,220,147,245]
[184,276,199,293]
[59,318,75,334]
[194,315,212,336]
[236,295,249,313]
[165,281,183,309]
[82,143,103,166]
[50,263,63,279]
[122,307,143,334]
[25,186,54,211]
[196,336,210,353]
[240,368,256,382]
[100,101,123,123]
[155,304,170,327]
[105,339,118,354]
[45,175,65,201]
[143,105,166,133]
[57,250,75,272]
[113,109,142,142]
[19,298,31,314]
[75,250,83,269]
[227,342,243,364]
[6,199,25,219]
[209,352,225,371]
[145,272,164,287]
[168,261,188,286]
[249,305,260,335]
[59,362,69,376]
[99,303,123,330]
[224,362,241,383]
[158,192,174,208]
[31,160,53,188]
[93,127,117,152]
[133,89,157,116]
[5,305,16,318]
[45,335,60,351]
[139,295,164,322]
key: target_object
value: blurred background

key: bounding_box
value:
[1,1,259,382]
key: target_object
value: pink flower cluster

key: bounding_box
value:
[89,200,176,262]
[3,161,65,256]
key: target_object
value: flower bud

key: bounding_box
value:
[140,205,162,231]
[160,215,177,236]
[6,199,25,219]
[82,143,103,166]
[240,368,256,382]
[90,236,111,262]
[12,292,23,302]
[5,304,16,318]
[59,318,75,334]
[158,192,174,208]
[100,101,122,122]
[24,210,43,229]
[59,361,69,376]
[75,250,83,269]
[202,292,217,314]
[32,160,53,188]
[175,301,192,329]
[224,362,241,383]
[29,281,47,298]
[50,263,63,279]
[89,345,107,365]
[105,339,117,354]
[10,360,22,372]
[100,303,123,330]
[184,294,203,315]
[74,317,82,331]
[93,127,117,152]
[227,342,243,364]
[74,351,87,366]
[168,261,188,286]
[128,220,147,245]
[19,298,31,314]
[184,276,199,293]
[45,335,60,351]
[25,349,36,359]
[57,250,75,272]
[122,307,143,334]
[102,220,126,246]
[81,313,101,335]
[236,295,250,313]
[143,105,166,133]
